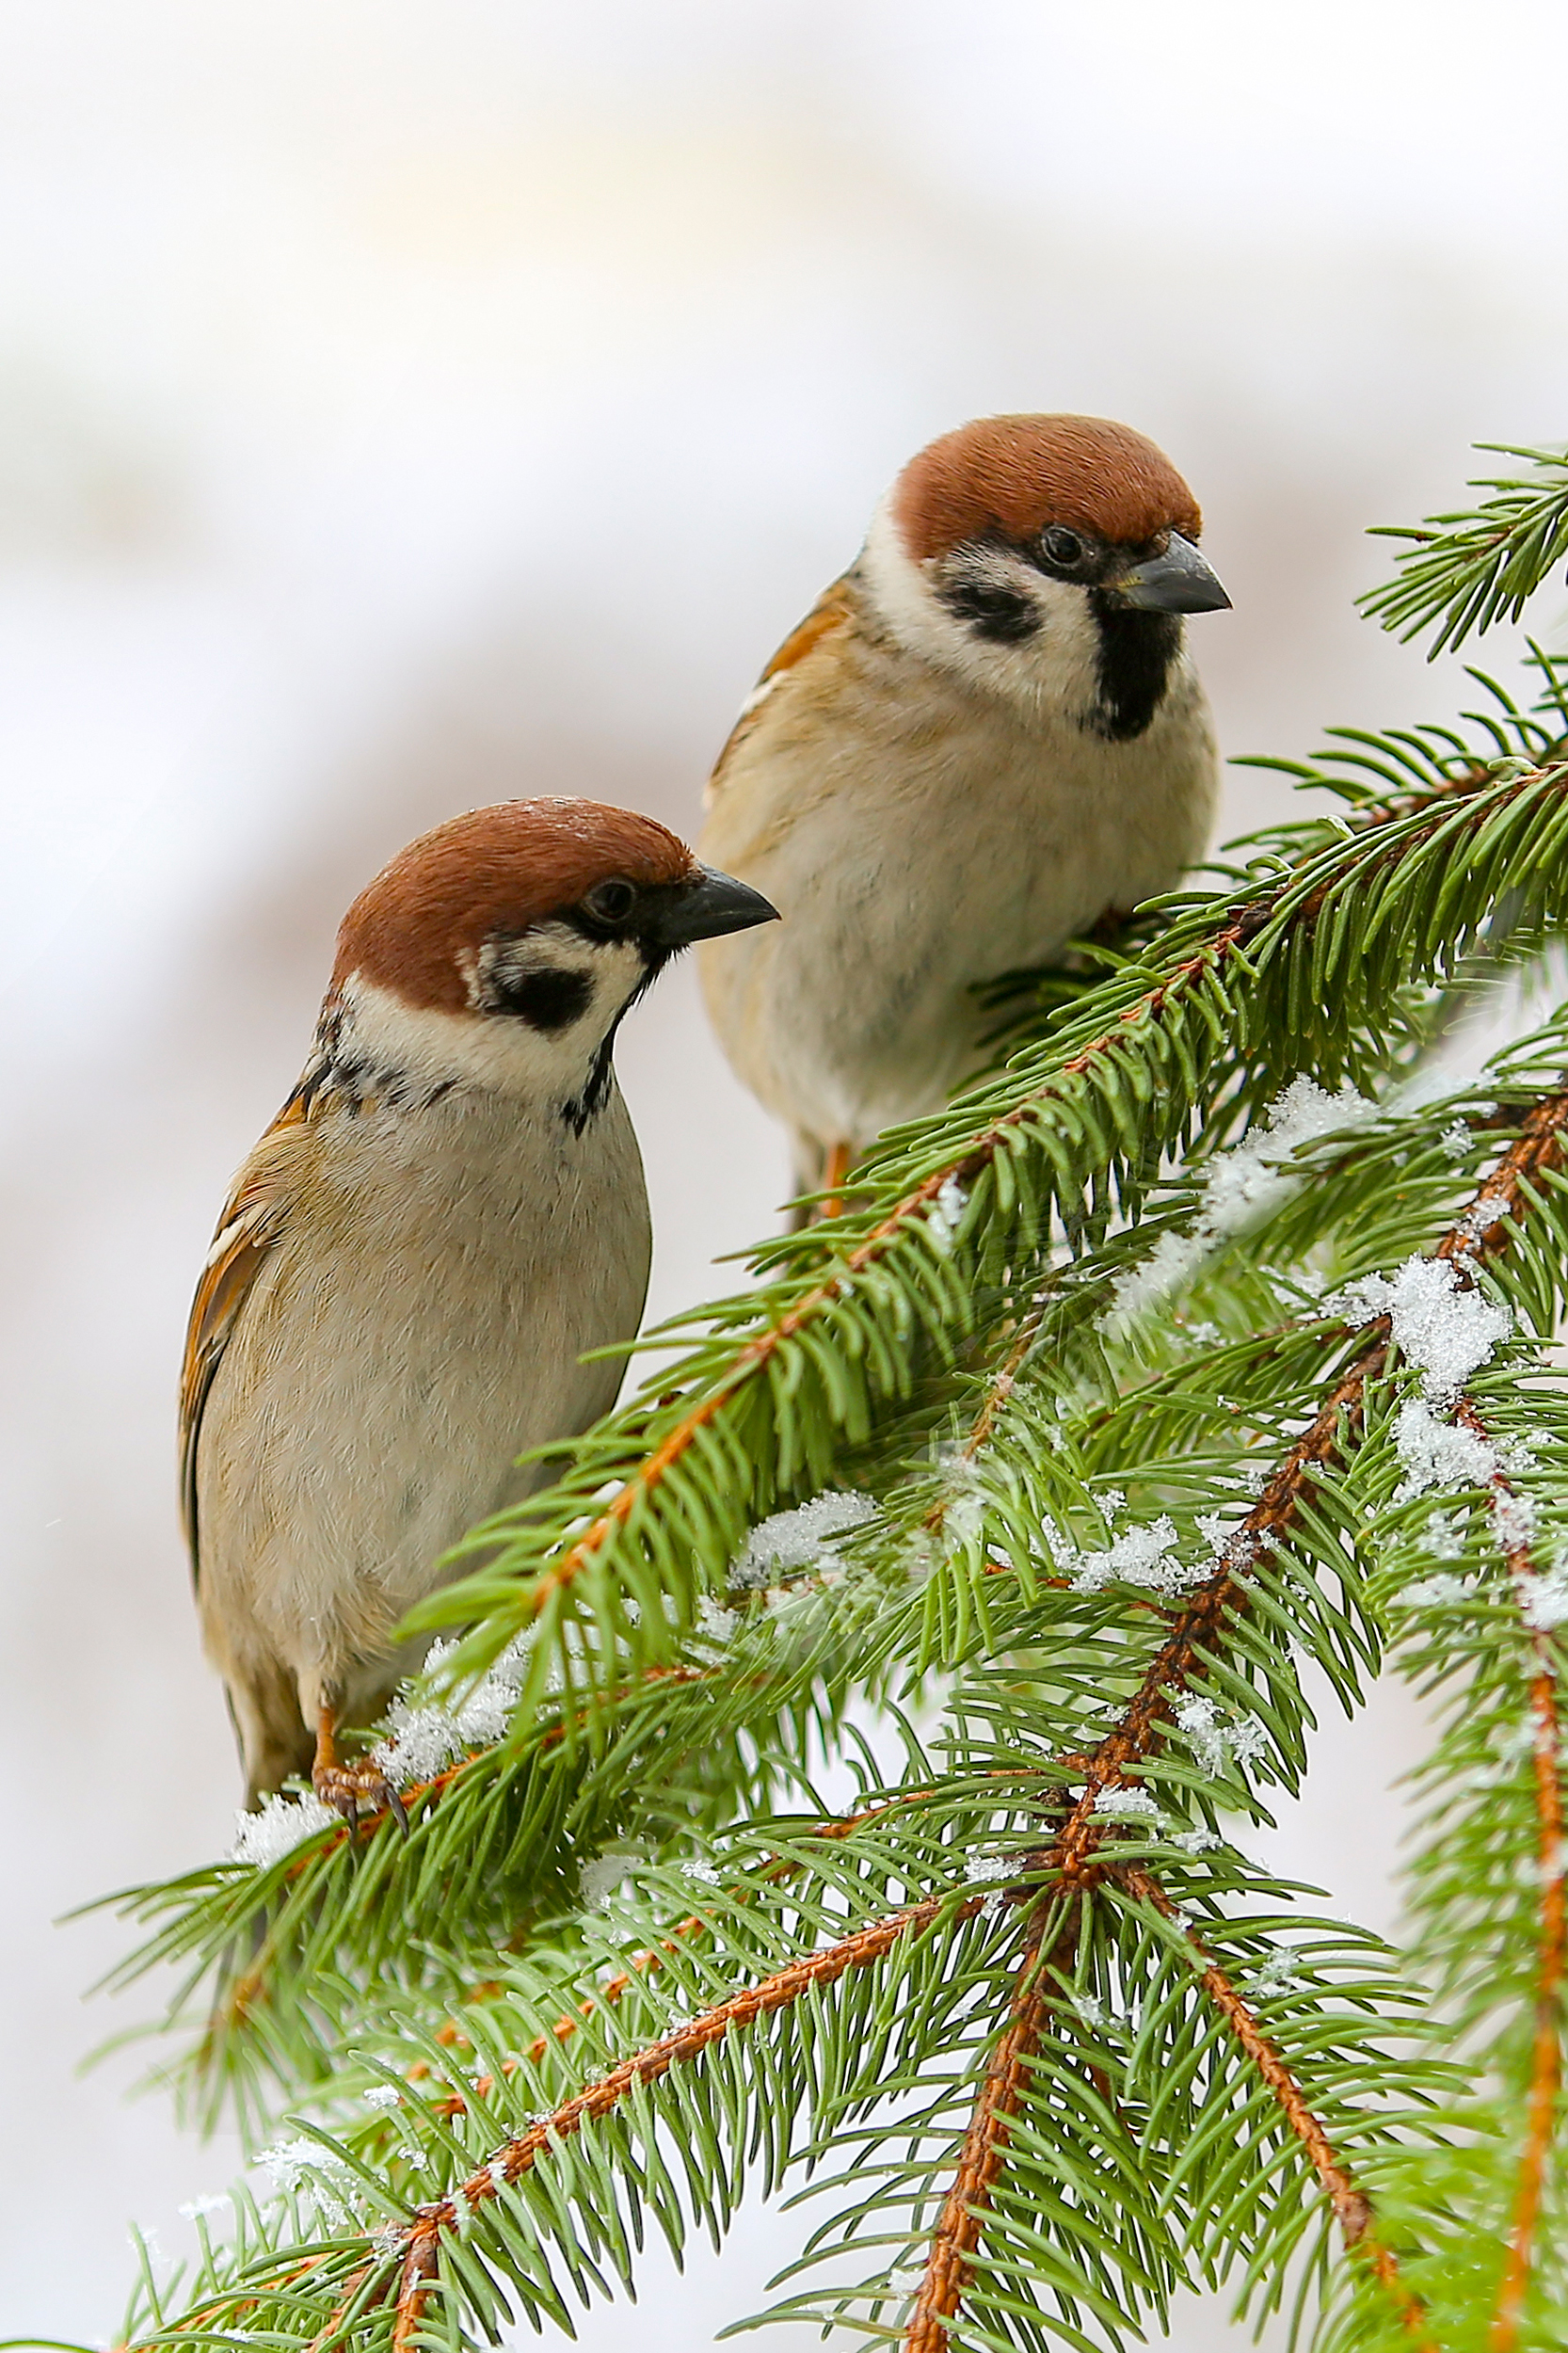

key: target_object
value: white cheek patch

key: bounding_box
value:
[860,502,1104,719]
[337,933,648,1106]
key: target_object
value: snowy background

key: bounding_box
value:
[4,3,1568,2344]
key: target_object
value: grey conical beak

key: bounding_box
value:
[1108,530,1231,615]
[650,866,779,948]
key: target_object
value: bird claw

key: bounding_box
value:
[312,1759,408,1840]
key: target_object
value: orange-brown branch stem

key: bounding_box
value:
[386,1894,976,2351]
[895,1102,1568,2351]
[1116,1865,1432,2337]
[1048,1090,1568,1887]
[902,1902,1074,2353]
[424,1782,1003,2109]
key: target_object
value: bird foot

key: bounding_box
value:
[312,1757,408,1838]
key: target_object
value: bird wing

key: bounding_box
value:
[704,573,856,804]
[178,1081,318,1582]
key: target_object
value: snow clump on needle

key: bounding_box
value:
[1392,1399,1501,1501]
[1246,1945,1307,2001]
[256,2137,360,2229]
[925,1176,968,1251]
[368,1633,535,1794]
[729,1490,876,1591]
[1334,1255,1511,1403]
[1105,1077,1378,1329]
[1046,1513,1203,1598]
[1521,1561,1568,1631]
[229,1789,338,1868]
[1171,1825,1223,1854]
[1173,1693,1269,1778]
[1093,1786,1163,1824]
[1402,1573,1471,1608]
[964,1852,1016,1884]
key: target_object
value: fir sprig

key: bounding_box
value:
[1359,443,1568,654]
[100,714,1568,2128]
[108,1085,1568,2352]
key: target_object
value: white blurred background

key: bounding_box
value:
[4,3,1567,2344]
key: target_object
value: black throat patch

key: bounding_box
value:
[1086,600,1182,742]
[556,952,664,1135]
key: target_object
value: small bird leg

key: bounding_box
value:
[311,1703,408,1838]
[820,1140,852,1221]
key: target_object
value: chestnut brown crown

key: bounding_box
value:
[333,799,699,1015]
[890,413,1203,563]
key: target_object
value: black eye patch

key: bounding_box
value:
[936,568,1041,644]
[488,965,594,1031]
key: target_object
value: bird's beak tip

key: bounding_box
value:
[1110,530,1231,616]
[655,867,779,948]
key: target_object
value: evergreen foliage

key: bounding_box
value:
[81,443,1568,2351]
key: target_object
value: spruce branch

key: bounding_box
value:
[1111,1865,1429,2341]
[101,826,1568,2128]
[128,1893,981,2353]
[902,1899,1073,2353]
[116,1099,1568,2353]
[1360,444,1568,654]
[875,1102,1567,2350]
[416,741,1568,1719]
[91,534,1568,2351]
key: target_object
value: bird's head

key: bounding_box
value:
[322,798,776,1119]
[866,413,1229,740]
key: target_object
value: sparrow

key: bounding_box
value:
[696,413,1230,1204]
[181,798,776,1823]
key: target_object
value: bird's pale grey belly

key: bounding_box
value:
[746,718,1208,1144]
[196,1092,649,1689]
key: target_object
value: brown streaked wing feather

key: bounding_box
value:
[704,574,856,803]
[178,1084,314,1579]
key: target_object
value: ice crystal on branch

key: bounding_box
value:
[1393,1397,1500,1499]
[728,1489,876,1589]
[370,1632,534,1790]
[1108,1075,1377,1326]
[1174,1693,1269,1778]
[228,1789,336,1867]
[1051,1511,1203,1597]
[1521,1561,1568,1631]
[1336,1253,1512,1401]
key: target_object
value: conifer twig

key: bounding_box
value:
[1453,1399,1568,2351]
[137,1897,984,2353]
[1115,1865,1432,2339]
[892,1096,1568,2350]
[902,1900,1075,2353]
[382,1896,979,2351]
[1050,1084,1568,1876]
[425,1784,989,2113]
[465,754,1568,1710]
[152,1092,1568,2353]
[504,755,1516,1640]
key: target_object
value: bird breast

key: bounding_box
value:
[194,1081,650,1681]
[698,621,1218,1150]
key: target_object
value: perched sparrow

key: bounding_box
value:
[181,799,776,1822]
[697,413,1230,1201]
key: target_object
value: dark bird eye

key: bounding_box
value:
[1041,526,1086,570]
[582,877,637,927]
